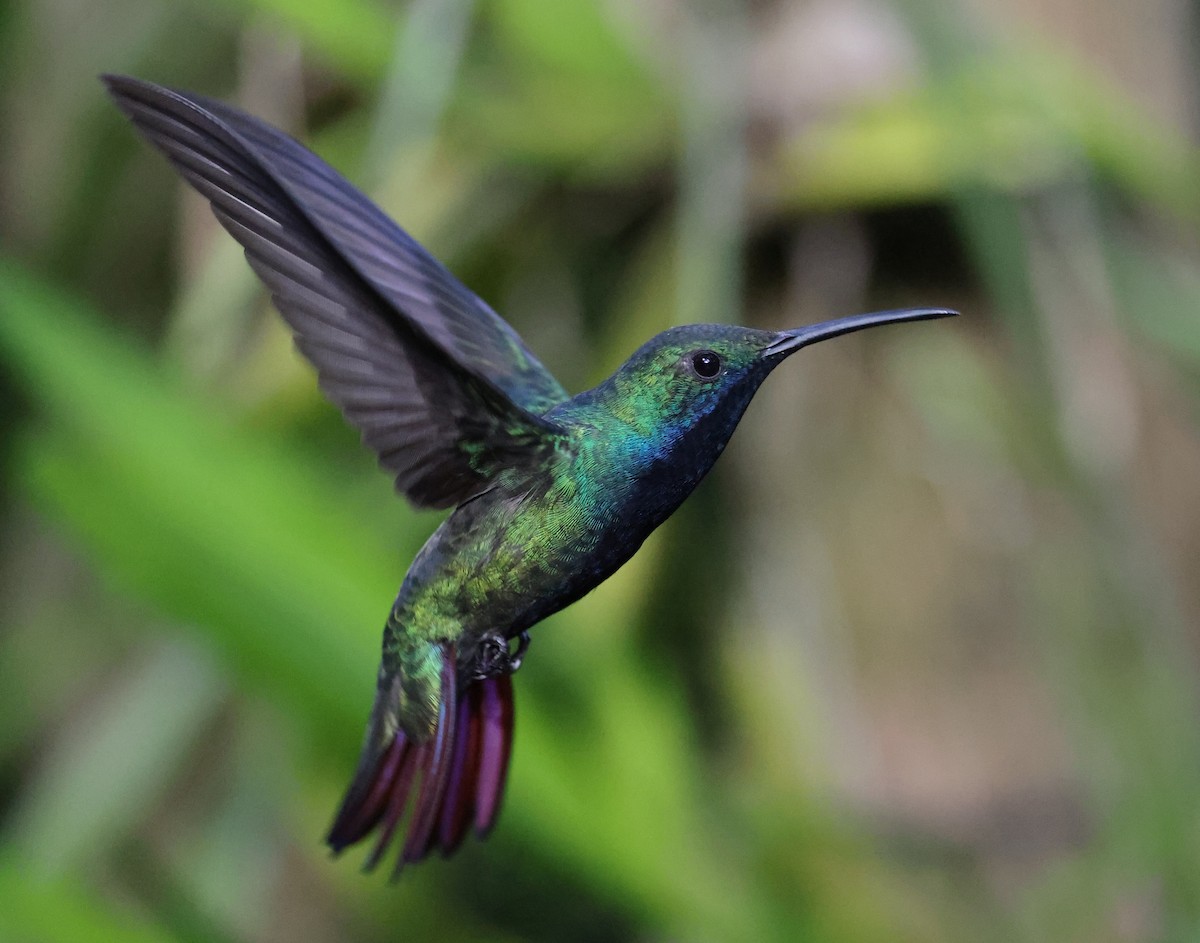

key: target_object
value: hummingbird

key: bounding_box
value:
[104,74,956,877]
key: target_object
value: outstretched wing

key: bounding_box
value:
[104,74,567,509]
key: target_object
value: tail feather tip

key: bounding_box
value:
[325,671,515,875]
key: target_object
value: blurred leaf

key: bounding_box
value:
[362,0,476,183]
[489,0,649,82]
[0,857,182,943]
[1105,235,1200,369]
[675,7,749,325]
[0,258,395,747]
[778,53,1200,219]
[11,639,227,876]
[455,0,671,175]
[207,0,395,80]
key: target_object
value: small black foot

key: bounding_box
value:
[473,631,531,680]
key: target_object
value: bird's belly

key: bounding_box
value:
[461,507,650,636]
[486,519,648,634]
[392,477,670,658]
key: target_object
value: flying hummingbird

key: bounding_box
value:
[104,75,956,877]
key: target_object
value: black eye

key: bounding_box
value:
[690,350,722,379]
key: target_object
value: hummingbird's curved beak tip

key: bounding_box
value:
[764,307,959,359]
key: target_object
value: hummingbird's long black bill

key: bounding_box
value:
[763,307,958,359]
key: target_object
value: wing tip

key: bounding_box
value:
[99,71,135,93]
[100,73,177,111]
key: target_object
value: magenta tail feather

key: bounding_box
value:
[474,675,515,836]
[437,682,482,854]
[363,741,422,872]
[326,667,515,873]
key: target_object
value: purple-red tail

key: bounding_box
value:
[326,663,515,877]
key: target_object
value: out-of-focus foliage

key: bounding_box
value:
[2,0,1200,940]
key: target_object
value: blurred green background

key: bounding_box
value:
[3,0,1200,940]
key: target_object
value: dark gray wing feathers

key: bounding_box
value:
[104,75,564,509]
[177,85,568,414]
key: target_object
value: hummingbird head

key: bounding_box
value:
[591,308,956,447]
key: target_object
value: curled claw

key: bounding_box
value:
[472,631,531,680]
[509,631,531,673]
